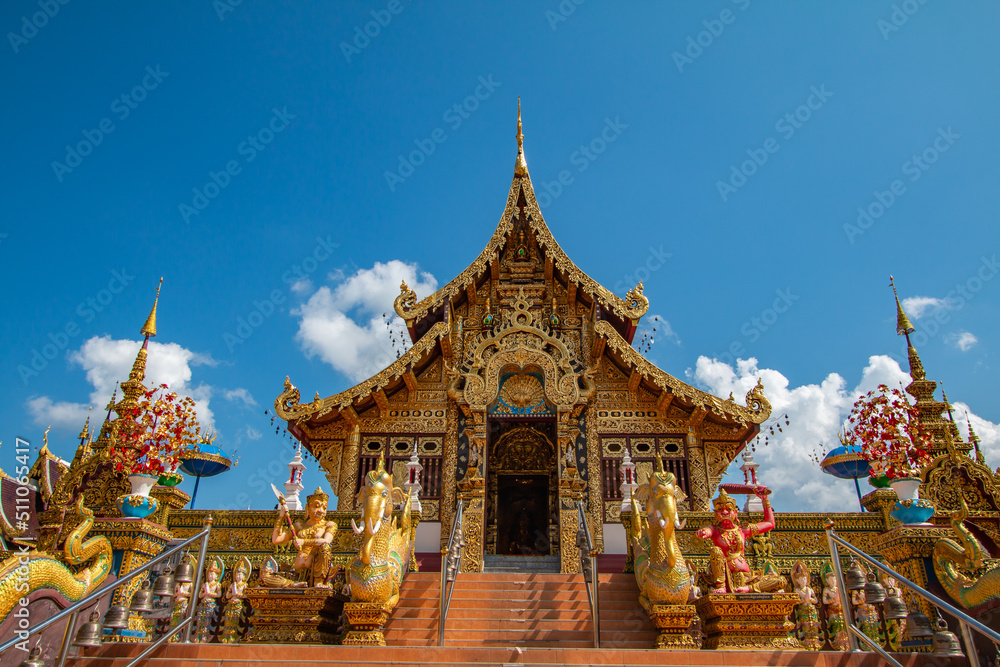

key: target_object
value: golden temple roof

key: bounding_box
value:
[392,103,649,336]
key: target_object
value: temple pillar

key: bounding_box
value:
[338,424,360,511]
[686,428,711,512]
[557,417,587,574]
[457,412,487,573]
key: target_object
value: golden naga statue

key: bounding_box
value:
[0,497,112,620]
[348,454,412,608]
[628,459,692,611]
[696,488,786,593]
[271,486,338,588]
[933,498,1000,609]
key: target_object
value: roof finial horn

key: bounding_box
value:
[515,97,528,177]
[141,277,163,340]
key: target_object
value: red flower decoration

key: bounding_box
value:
[845,384,933,480]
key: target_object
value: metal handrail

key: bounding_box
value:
[0,517,212,667]
[575,500,600,648]
[826,523,1000,667]
[438,499,464,647]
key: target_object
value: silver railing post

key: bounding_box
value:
[182,515,212,643]
[576,500,599,648]
[438,499,463,647]
[53,609,79,667]
[825,521,859,652]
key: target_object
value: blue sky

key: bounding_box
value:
[2,1,998,513]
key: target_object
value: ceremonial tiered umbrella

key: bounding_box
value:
[179,442,232,508]
[820,444,871,511]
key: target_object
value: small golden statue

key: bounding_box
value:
[220,556,251,644]
[194,556,223,643]
[271,486,338,588]
[791,560,822,651]
[821,561,849,651]
[695,488,785,593]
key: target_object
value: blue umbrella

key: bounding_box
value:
[179,443,232,508]
[820,444,871,511]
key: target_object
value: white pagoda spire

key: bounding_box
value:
[283,442,306,511]
[740,448,764,512]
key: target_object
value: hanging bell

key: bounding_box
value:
[103,604,130,629]
[932,616,965,657]
[130,581,155,613]
[73,610,104,648]
[153,567,175,597]
[883,588,909,620]
[905,612,935,638]
[864,572,886,604]
[844,558,867,590]
[174,560,194,583]
[17,646,45,667]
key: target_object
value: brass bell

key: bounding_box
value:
[153,567,175,597]
[174,560,194,583]
[883,588,909,620]
[844,557,866,590]
[104,603,130,629]
[130,581,155,613]
[932,616,965,657]
[18,646,45,667]
[906,612,935,638]
[73,610,104,648]
[864,572,886,604]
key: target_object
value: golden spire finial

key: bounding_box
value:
[515,97,528,177]
[140,277,163,339]
[41,426,50,452]
[965,411,979,443]
[78,408,92,444]
[517,97,523,151]
[889,275,915,337]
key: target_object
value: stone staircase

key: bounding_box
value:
[482,554,560,573]
[382,571,657,648]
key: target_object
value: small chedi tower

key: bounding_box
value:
[282,443,307,511]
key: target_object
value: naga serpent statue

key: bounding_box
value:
[348,454,413,609]
[0,497,112,621]
[933,498,1000,609]
[628,459,691,612]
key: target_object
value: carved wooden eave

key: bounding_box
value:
[594,319,771,433]
[274,320,451,431]
[393,147,649,345]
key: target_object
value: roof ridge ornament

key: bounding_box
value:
[515,97,528,177]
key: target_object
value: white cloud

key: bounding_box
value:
[223,388,258,408]
[245,425,263,441]
[901,296,950,319]
[294,260,438,382]
[687,354,999,513]
[26,397,91,431]
[945,331,978,352]
[27,336,217,432]
[290,278,313,295]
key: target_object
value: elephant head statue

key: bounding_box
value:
[351,454,407,565]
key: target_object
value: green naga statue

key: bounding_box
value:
[0,497,112,622]
[934,498,1000,609]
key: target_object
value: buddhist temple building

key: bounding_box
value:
[274,105,774,573]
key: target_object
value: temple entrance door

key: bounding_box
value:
[496,474,549,556]
[485,422,558,558]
